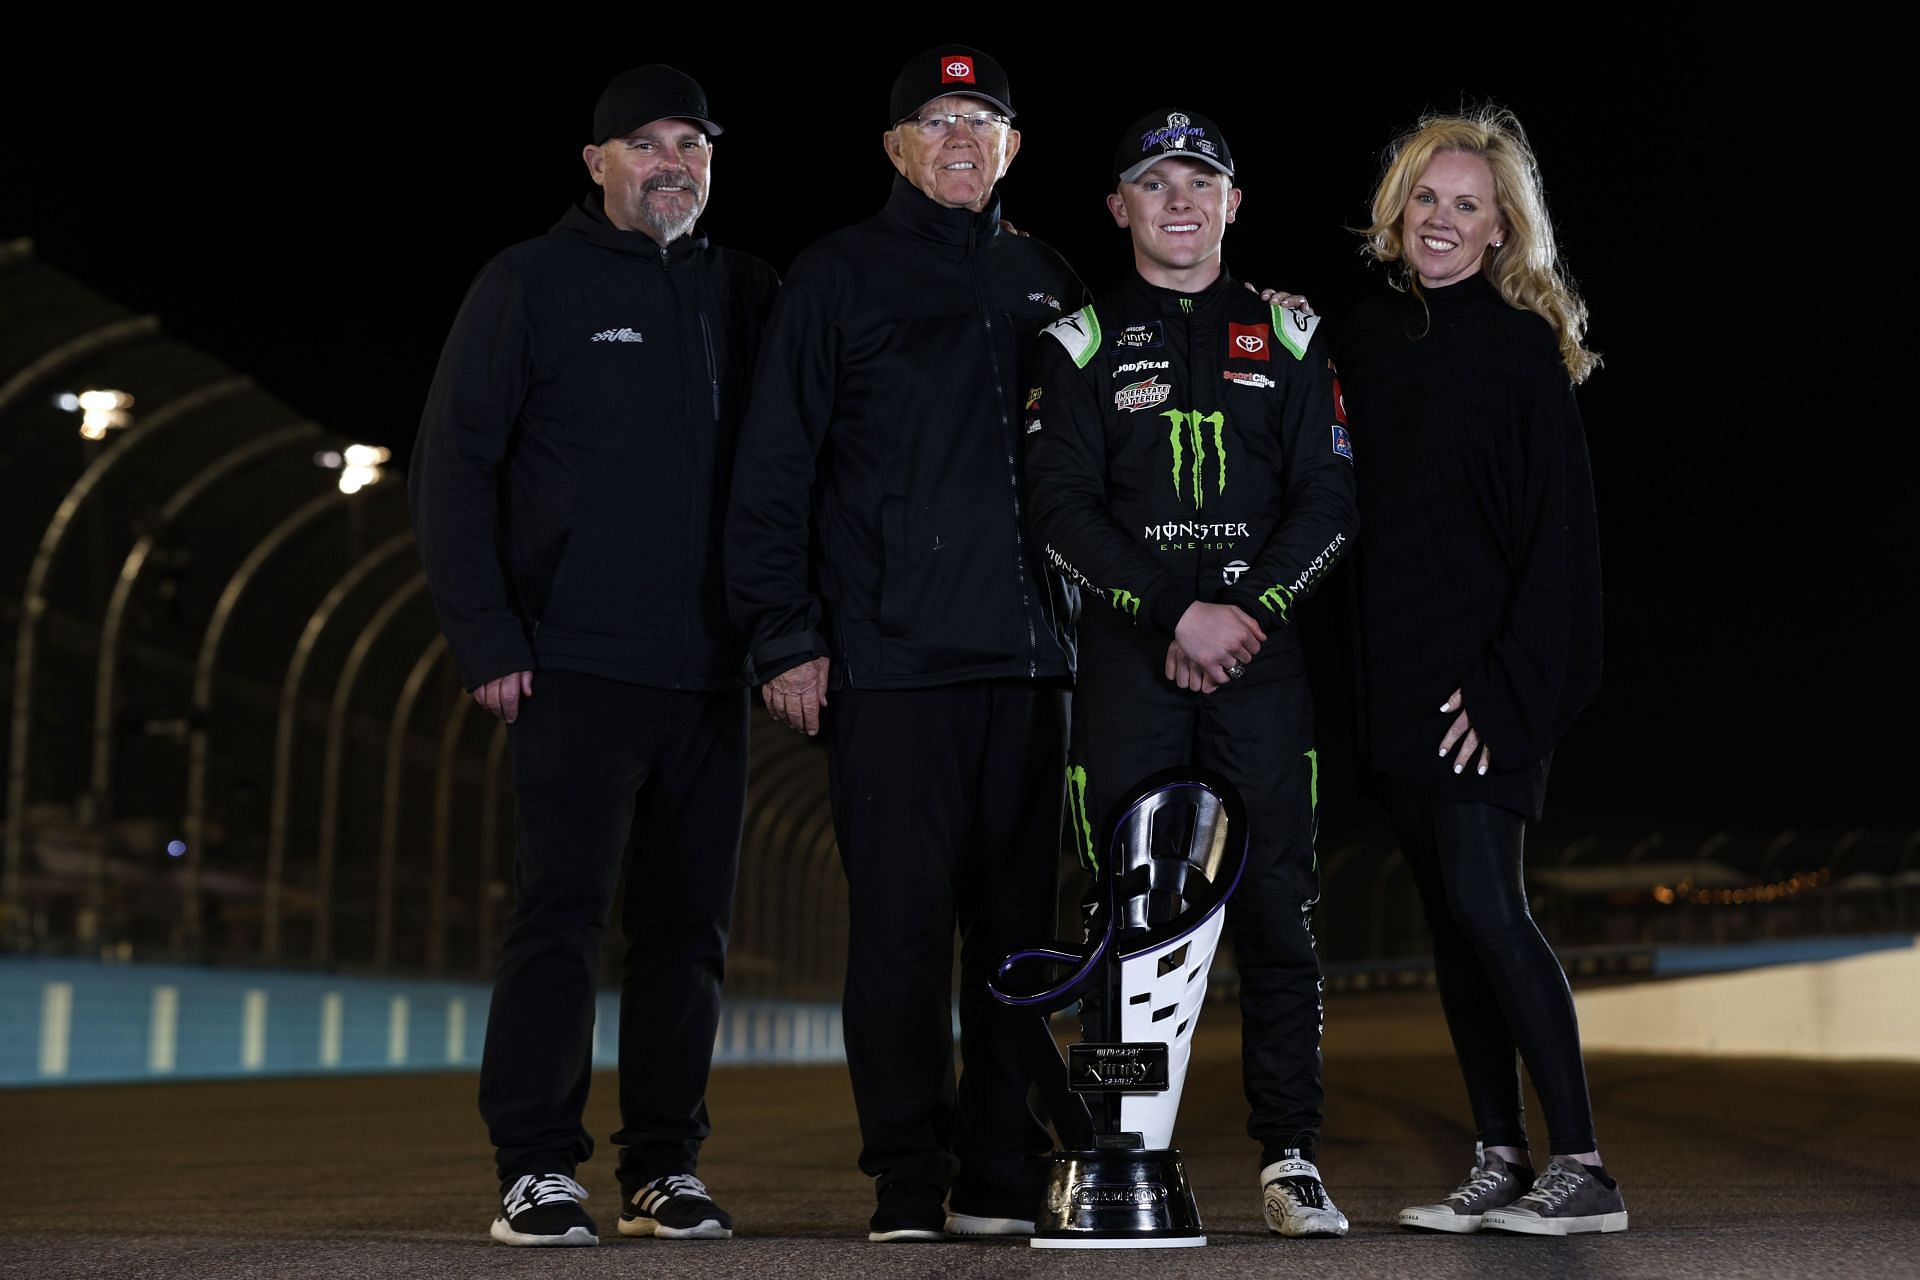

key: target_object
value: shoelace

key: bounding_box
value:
[1446,1163,1507,1206]
[1521,1163,1585,1211]
[1275,1177,1331,1210]
[647,1173,712,1202]
[505,1173,588,1215]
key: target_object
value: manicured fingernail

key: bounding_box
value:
[1477,763,1488,776]
[1452,762,1464,774]
[1438,746,1448,756]
[1440,701,1453,712]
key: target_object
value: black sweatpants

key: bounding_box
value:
[827,681,1066,1210]
[479,671,747,1188]
[1382,779,1598,1155]
[1071,645,1325,1167]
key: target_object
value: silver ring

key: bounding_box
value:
[1227,663,1246,680]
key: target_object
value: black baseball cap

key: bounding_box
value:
[888,46,1015,124]
[1115,109,1234,183]
[592,64,721,144]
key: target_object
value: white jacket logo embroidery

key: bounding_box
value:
[591,328,644,343]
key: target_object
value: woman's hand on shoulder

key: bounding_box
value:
[1244,283,1314,315]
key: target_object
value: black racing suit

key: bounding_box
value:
[1024,268,1355,1165]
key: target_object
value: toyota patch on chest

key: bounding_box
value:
[1115,376,1172,413]
[1228,322,1271,361]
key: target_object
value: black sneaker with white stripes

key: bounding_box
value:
[491,1173,597,1246]
[619,1173,735,1240]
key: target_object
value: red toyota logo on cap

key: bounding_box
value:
[941,55,976,83]
[1229,323,1270,360]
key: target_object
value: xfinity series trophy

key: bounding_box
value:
[991,767,1247,1248]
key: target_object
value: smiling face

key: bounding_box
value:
[1400,149,1506,288]
[1107,156,1241,291]
[583,117,713,245]
[883,94,1022,212]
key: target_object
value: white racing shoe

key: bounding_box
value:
[1261,1149,1349,1238]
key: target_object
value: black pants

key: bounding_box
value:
[1383,779,1598,1155]
[479,672,747,1188]
[827,681,1066,1209]
[1073,647,1325,1167]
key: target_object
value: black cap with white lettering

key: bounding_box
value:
[1115,108,1234,183]
[889,46,1015,124]
[592,64,721,144]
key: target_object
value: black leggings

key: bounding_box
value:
[1384,780,1597,1156]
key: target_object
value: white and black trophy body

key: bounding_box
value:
[991,767,1247,1249]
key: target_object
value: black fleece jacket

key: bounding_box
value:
[409,197,779,692]
[726,177,1085,690]
[1333,272,1603,819]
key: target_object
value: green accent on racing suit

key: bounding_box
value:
[1067,764,1096,871]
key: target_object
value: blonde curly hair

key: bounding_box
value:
[1364,107,1599,384]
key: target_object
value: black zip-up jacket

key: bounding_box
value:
[726,177,1085,690]
[409,197,779,691]
[1024,269,1356,661]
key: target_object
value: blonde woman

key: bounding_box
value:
[1331,108,1621,1236]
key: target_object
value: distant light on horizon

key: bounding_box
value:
[335,443,390,494]
[57,388,135,439]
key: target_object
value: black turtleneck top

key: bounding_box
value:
[1332,272,1602,819]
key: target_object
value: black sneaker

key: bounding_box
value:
[1482,1156,1629,1235]
[618,1173,734,1240]
[945,1194,1036,1237]
[868,1180,946,1243]
[1398,1143,1532,1233]
[490,1173,597,1246]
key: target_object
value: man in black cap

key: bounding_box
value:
[1022,109,1357,1238]
[410,64,778,1247]
[726,46,1084,1242]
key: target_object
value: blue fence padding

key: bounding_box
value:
[1651,933,1915,977]
[0,959,844,1088]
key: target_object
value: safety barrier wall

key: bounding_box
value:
[1575,935,1920,1062]
[0,958,844,1088]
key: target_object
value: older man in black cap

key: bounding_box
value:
[410,64,778,1247]
[726,46,1084,1241]
[1023,109,1357,1237]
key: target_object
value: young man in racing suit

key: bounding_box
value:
[1022,109,1357,1237]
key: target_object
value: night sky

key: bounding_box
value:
[5,28,1909,832]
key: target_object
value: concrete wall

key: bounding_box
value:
[1577,936,1920,1061]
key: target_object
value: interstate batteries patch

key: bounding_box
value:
[1114,376,1172,413]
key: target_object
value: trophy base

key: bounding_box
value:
[1030,1148,1206,1248]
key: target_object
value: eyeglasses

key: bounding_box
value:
[898,111,1011,137]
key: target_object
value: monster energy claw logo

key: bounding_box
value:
[1257,582,1294,619]
[1108,588,1142,619]
[1163,409,1227,508]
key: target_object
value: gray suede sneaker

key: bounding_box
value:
[1398,1143,1532,1233]
[1481,1155,1628,1235]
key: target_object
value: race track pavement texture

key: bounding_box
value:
[4,992,1917,1279]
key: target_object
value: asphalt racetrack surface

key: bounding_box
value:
[6,992,1917,1279]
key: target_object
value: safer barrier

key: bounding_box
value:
[0,958,844,1087]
